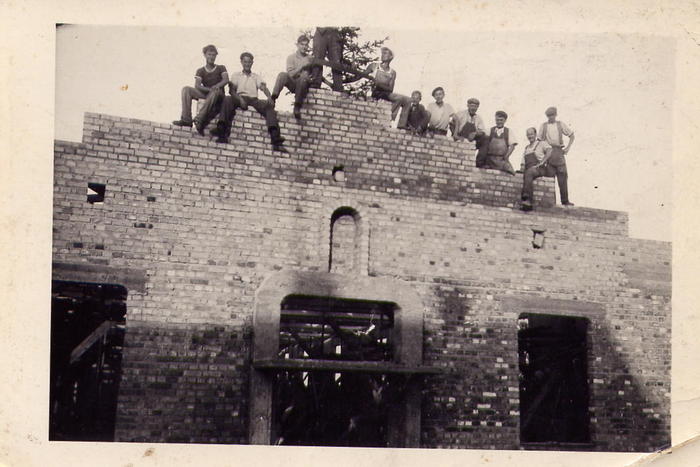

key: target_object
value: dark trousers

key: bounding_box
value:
[218,95,279,139]
[311,27,343,91]
[180,87,224,125]
[484,154,515,175]
[521,147,569,204]
[272,70,311,106]
[474,133,490,168]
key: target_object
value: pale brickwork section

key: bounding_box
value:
[52,89,670,450]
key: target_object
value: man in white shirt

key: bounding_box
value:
[271,35,313,120]
[213,52,285,150]
[452,98,489,167]
[426,87,454,136]
[537,107,575,206]
[520,127,554,211]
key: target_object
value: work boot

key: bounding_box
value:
[210,121,225,138]
[172,119,192,127]
[521,200,533,211]
[562,201,575,207]
[194,120,205,136]
[269,126,285,147]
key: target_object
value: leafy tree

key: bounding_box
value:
[301,27,388,98]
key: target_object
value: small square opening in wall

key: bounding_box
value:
[87,183,106,204]
[332,165,345,182]
[531,228,546,249]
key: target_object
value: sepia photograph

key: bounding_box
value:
[50,23,671,450]
[2,1,700,466]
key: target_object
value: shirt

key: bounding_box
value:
[521,140,552,166]
[369,63,396,93]
[427,102,455,130]
[286,52,313,77]
[195,65,228,88]
[539,121,574,146]
[230,71,266,98]
[453,110,486,136]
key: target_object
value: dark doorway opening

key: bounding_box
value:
[272,295,399,447]
[49,281,127,441]
[518,313,591,448]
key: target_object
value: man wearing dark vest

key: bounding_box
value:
[271,35,314,120]
[520,127,553,211]
[537,106,575,206]
[482,111,516,175]
[172,44,229,135]
[452,98,489,167]
[404,91,431,135]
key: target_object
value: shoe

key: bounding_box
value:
[521,200,533,211]
[210,126,221,137]
[562,201,575,206]
[293,104,302,120]
[172,119,192,127]
[215,136,229,144]
[194,121,205,136]
[269,127,285,146]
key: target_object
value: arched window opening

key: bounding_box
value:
[329,207,360,274]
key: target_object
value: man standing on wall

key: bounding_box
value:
[310,27,344,92]
[271,35,314,120]
[452,98,489,168]
[213,52,285,150]
[537,107,575,206]
[426,87,455,137]
[481,111,517,175]
[172,45,229,135]
[520,127,553,211]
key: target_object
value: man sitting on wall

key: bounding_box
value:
[344,47,411,129]
[271,35,314,120]
[481,110,517,175]
[452,98,488,167]
[212,52,286,150]
[426,87,455,137]
[172,44,229,135]
[520,127,553,211]
[537,106,575,206]
[404,91,431,136]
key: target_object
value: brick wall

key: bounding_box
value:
[52,88,670,451]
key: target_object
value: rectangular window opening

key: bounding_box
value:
[273,295,398,447]
[87,182,106,204]
[518,313,591,449]
[50,280,127,441]
[279,295,395,362]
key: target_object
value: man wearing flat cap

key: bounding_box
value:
[481,110,516,175]
[452,98,489,167]
[537,106,576,206]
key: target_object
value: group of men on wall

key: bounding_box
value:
[172,28,575,211]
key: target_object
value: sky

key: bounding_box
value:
[55,25,674,241]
